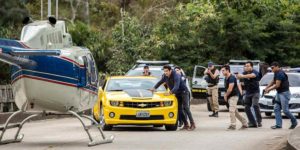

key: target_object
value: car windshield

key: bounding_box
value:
[259,73,300,87]
[126,69,163,77]
[106,78,166,91]
[194,66,206,78]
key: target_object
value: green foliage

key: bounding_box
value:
[0,0,299,78]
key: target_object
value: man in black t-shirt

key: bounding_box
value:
[237,61,262,128]
[264,62,298,129]
[221,65,248,130]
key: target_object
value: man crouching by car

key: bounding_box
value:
[151,65,196,131]
[264,62,298,129]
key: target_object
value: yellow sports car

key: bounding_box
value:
[93,76,178,131]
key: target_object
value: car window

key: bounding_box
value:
[259,73,300,87]
[126,69,163,77]
[106,78,166,91]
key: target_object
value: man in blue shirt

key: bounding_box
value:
[264,62,298,129]
[151,65,196,131]
[222,65,248,130]
[237,61,262,128]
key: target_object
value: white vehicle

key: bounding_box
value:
[259,72,300,118]
[126,60,193,101]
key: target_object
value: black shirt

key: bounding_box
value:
[225,74,239,98]
[274,70,289,93]
[242,69,260,94]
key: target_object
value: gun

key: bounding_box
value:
[261,89,266,98]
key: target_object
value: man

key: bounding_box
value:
[204,62,220,117]
[237,61,262,128]
[264,62,298,129]
[143,65,151,76]
[175,66,188,127]
[222,65,248,130]
[151,65,196,130]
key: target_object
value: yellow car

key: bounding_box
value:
[93,76,178,131]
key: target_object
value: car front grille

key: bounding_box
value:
[123,102,161,108]
[259,103,274,110]
[120,115,164,120]
[289,104,300,109]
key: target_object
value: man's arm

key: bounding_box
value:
[225,83,234,98]
[266,80,281,92]
[238,73,256,79]
[210,69,219,79]
[153,76,165,89]
[170,73,180,94]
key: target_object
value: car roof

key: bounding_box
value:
[108,76,158,80]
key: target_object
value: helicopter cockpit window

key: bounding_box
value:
[87,54,98,85]
[82,56,90,85]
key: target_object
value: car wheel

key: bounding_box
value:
[298,113,300,119]
[165,124,178,131]
[265,112,272,117]
[99,104,113,131]
[207,100,212,111]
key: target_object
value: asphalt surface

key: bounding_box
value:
[1,103,297,150]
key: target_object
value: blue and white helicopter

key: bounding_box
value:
[0,2,114,146]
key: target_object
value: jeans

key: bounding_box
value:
[244,92,262,125]
[176,91,194,125]
[274,91,298,127]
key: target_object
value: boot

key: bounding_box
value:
[209,111,215,117]
[181,123,190,130]
[214,112,218,117]
[189,122,196,131]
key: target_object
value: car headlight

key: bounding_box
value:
[292,93,300,98]
[110,101,120,106]
[163,101,173,106]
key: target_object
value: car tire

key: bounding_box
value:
[207,100,212,111]
[99,104,113,131]
[265,112,272,117]
[165,124,178,131]
[298,113,300,119]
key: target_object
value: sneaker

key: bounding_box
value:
[289,123,298,129]
[271,125,282,129]
[258,122,262,127]
[178,121,183,127]
[248,123,258,128]
[227,125,236,130]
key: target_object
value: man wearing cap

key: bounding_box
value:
[204,62,220,117]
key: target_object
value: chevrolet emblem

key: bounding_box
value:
[138,103,147,107]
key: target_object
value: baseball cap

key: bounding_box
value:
[208,61,214,67]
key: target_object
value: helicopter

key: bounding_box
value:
[0,0,114,147]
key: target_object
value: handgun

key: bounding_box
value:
[261,89,266,98]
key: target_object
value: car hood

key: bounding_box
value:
[105,89,173,100]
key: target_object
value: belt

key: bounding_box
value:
[208,85,217,87]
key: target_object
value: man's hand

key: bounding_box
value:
[224,95,228,102]
[264,88,270,93]
[149,88,155,93]
[236,73,243,79]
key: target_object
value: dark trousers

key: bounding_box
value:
[244,92,262,125]
[176,91,194,125]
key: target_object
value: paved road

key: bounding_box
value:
[2,104,297,150]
